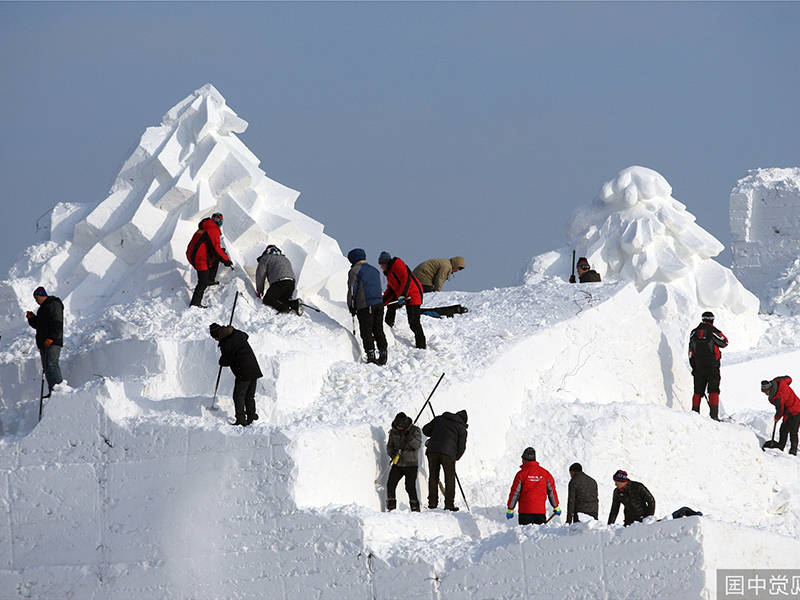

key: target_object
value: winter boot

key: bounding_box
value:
[444,506,459,512]
[386,498,397,512]
[293,299,304,316]
[377,347,388,366]
[231,416,249,427]
[709,404,720,421]
[246,413,259,426]
[409,500,420,512]
[366,350,378,364]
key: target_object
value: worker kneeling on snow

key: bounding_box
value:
[761,376,800,455]
[210,323,263,427]
[506,447,561,525]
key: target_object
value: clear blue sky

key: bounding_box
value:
[2,2,798,292]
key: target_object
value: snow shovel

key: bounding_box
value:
[209,291,239,411]
[762,420,780,450]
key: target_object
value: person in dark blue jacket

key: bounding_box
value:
[347,249,388,365]
[26,286,64,397]
[210,323,263,426]
[422,410,468,511]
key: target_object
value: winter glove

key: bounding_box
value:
[553,506,562,516]
[569,275,576,283]
[26,310,35,319]
[396,296,405,307]
[224,260,233,268]
[506,509,514,520]
[43,339,53,348]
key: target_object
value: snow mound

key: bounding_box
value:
[518,166,764,350]
[0,83,350,329]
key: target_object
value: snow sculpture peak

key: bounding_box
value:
[2,84,348,323]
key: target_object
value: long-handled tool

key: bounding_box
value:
[375,373,446,491]
[209,291,239,411]
[299,301,320,313]
[762,419,780,450]
[38,351,47,422]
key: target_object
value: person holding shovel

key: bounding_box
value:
[385,412,422,512]
[209,322,262,426]
[761,377,800,455]
[506,447,561,525]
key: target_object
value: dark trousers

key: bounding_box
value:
[519,513,546,526]
[356,305,387,353]
[693,368,721,396]
[190,262,219,307]
[421,284,435,293]
[778,413,800,455]
[386,304,426,349]
[427,451,456,509]
[386,465,419,506]
[264,279,295,313]
[39,345,63,393]
[232,379,258,422]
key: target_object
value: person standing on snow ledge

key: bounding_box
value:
[607,470,655,526]
[566,462,598,524]
[347,248,387,365]
[505,447,561,525]
[186,212,232,308]
[422,409,468,511]
[255,245,303,316]
[762,377,800,455]
[569,257,601,283]
[688,311,728,421]
[210,322,262,427]
[385,412,422,512]
[379,252,426,349]
[26,286,64,398]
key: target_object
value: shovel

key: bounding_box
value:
[762,420,780,450]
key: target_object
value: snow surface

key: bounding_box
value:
[0,86,799,599]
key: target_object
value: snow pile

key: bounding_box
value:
[0,83,349,328]
[730,168,800,314]
[1,88,799,599]
[519,166,764,350]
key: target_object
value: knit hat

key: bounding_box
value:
[701,311,715,323]
[761,379,776,394]
[392,411,412,429]
[209,323,222,338]
[613,469,629,482]
[211,212,223,227]
[33,286,48,297]
[569,463,583,473]
[378,251,392,264]
[456,409,468,425]
[347,248,367,265]
[521,447,536,462]
[576,256,590,268]
[265,244,282,256]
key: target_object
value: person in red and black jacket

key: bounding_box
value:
[185,213,232,307]
[506,447,561,525]
[378,252,426,349]
[762,376,800,455]
[688,311,729,421]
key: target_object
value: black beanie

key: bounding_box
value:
[522,447,536,462]
[569,463,582,473]
[392,412,411,429]
[209,323,222,338]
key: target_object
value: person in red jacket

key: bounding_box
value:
[762,376,800,455]
[506,447,561,525]
[186,213,232,307]
[378,252,426,349]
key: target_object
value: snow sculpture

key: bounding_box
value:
[0,84,348,323]
[519,166,763,348]
[730,168,800,313]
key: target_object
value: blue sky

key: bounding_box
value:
[1,2,798,292]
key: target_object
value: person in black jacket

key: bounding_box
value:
[688,311,729,420]
[210,323,263,426]
[25,286,64,397]
[421,410,468,511]
[566,463,599,524]
[385,412,422,512]
[607,470,656,526]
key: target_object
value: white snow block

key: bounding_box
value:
[288,424,382,510]
[49,202,89,245]
[102,192,167,265]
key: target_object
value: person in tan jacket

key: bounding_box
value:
[412,257,465,293]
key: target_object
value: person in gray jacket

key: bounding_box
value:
[566,463,599,524]
[255,245,302,315]
[386,412,422,512]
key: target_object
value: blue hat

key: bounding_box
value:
[378,251,392,264]
[33,286,47,297]
[347,248,367,265]
[613,470,629,482]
